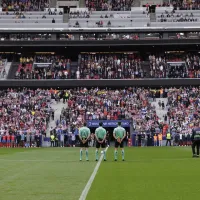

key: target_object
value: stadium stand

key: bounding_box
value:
[148,53,200,78]
[0,0,200,149]
[76,53,145,79]
[15,55,71,79]
[12,52,200,79]
[69,7,149,27]
[1,0,49,11]
[85,0,134,11]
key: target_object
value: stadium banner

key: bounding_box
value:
[87,120,131,128]
[34,63,52,68]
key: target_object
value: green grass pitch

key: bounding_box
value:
[0,147,199,200]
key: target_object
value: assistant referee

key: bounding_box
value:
[95,122,107,161]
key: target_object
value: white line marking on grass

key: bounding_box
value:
[79,147,108,200]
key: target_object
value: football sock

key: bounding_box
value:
[86,150,89,160]
[103,150,106,160]
[95,150,98,160]
[114,150,118,160]
[80,149,82,160]
[122,149,125,160]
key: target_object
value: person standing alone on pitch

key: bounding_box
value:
[113,122,126,161]
[166,130,171,146]
[191,123,200,158]
[95,122,107,161]
[79,122,91,161]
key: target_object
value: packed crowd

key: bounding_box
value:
[131,87,200,147]
[165,87,200,145]
[12,53,200,79]
[10,33,52,41]
[1,0,49,11]
[85,0,133,11]
[167,87,200,129]
[76,53,146,79]
[54,87,158,133]
[16,55,71,79]
[172,0,200,10]
[0,88,54,146]
[0,87,199,148]
[149,54,200,78]
[146,0,200,9]
[79,33,139,40]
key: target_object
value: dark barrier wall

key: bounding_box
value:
[0,39,200,46]
[0,79,200,88]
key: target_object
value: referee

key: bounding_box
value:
[113,122,126,161]
[79,122,91,161]
[191,124,200,158]
[95,122,107,161]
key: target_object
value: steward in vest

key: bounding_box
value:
[166,132,171,146]
[191,124,200,158]
[50,134,55,147]
[63,91,69,103]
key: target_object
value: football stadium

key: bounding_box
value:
[0,0,200,200]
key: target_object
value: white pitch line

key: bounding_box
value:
[79,147,108,200]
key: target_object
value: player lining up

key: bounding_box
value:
[79,122,91,161]
[113,122,126,161]
[95,122,107,161]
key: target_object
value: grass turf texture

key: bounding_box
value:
[0,148,96,200]
[86,147,200,200]
[0,147,199,200]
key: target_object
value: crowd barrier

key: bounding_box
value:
[0,79,200,88]
[0,39,199,46]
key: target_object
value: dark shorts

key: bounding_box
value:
[193,140,200,145]
[96,139,106,149]
[80,138,89,148]
[115,139,124,148]
[7,140,10,143]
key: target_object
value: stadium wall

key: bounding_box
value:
[0,39,200,46]
[0,79,200,88]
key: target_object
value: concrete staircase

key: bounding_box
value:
[79,0,86,7]
[7,62,19,79]
[63,13,69,23]
[141,61,150,78]
[0,62,12,80]
[150,13,156,22]
[151,98,168,121]
[46,100,67,137]
[133,0,141,7]
[49,0,57,8]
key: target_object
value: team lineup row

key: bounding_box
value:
[64,122,126,161]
